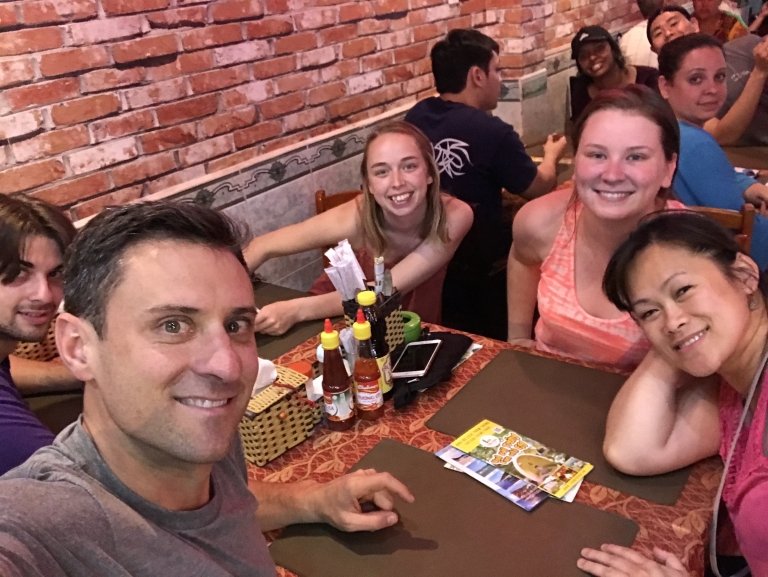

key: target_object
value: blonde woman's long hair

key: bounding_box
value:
[359,120,448,256]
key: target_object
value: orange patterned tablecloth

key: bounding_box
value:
[248,327,720,577]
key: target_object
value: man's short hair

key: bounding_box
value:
[637,0,664,20]
[647,5,693,43]
[0,195,75,284]
[430,28,499,94]
[63,201,250,337]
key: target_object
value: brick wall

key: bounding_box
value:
[0,0,638,220]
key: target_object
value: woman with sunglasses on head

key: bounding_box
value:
[578,210,768,577]
[658,32,768,270]
[507,86,683,370]
[244,121,473,336]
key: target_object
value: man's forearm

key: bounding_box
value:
[9,356,82,395]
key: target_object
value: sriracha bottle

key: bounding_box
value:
[355,290,393,398]
[352,308,384,421]
[320,319,355,430]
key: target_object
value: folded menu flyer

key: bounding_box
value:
[436,419,593,507]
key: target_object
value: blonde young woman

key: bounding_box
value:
[244,121,473,336]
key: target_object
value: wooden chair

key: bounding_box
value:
[690,203,756,254]
[314,188,361,215]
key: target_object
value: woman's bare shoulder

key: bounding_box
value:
[512,187,572,259]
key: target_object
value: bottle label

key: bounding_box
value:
[323,389,354,422]
[376,354,393,394]
[354,377,384,411]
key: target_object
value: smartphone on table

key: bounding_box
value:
[391,339,442,379]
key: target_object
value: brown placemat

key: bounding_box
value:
[270,439,638,577]
[427,349,690,504]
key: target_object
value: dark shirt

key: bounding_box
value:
[0,357,55,475]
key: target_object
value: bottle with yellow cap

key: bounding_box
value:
[355,289,393,398]
[352,308,384,421]
[320,319,355,431]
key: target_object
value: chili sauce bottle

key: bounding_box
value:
[320,319,355,431]
[352,308,384,421]
[355,290,393,398]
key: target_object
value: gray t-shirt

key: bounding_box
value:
[0,420,276,577]
[722,34,768,145]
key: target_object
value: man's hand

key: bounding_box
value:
[577,544,689,577]
[543,133,568,162]
[305,468,415,532]
[754,37,768,74]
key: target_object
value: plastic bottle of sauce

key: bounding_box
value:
[320,319,355,431]
[355,290,393,399]
[352,308,384,421]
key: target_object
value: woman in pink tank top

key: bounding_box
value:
[508,86,682,370]
[579,211,768,577]
[244,121,473,336]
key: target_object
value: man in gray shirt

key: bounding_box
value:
[0,201,413,576]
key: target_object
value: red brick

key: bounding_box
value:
[276,71,319,94]
[144,165,204,196]
[90,110,155,142]
[52,93,121,126]
[298,46,336,69]
[320,59,358,82]
[214,41,270,66]
[0,5,19,30]
[327,93,372,121]
[139,123,197,154]
[112,34,178,64]
[339,3,374,22]
[181,24,242,51]
[294,8,338,31]
[81,67,145,93]
[4,78,79,111]
[21,0,97,24]
[123,78,186,109]
[233,120,282,149]
[102,0,169,16]
[0,159,66,194]
[198,107,257,138]
[210,0,263,22]
[40,46,110,77]
[0,59,36,89]
[178,134,233,167]
[0,28,62,56]
[263,0,289,12]
[146,6,206,27]
[155,94,218,126]
[207,148,260,173]
[0,110,44,140]
[188,65,249,94]
[259,93,303,120]
[220,81,270,108]
[307,82,346,106]
[373,0,408,17]
[110,152,176,187]
[145,49,212,82]
[29,172,111,206]
[357,19,389,36]
[12,126,89,163]
[70,185,144,220]
[318,24,357,45]
[360,50,393,72]
[342,37,376,59]
[274,32,317,55]
[393,43,428,64]
[413,22,443,42]
[66,137,139,175]
[281,107,326,134]
[383,64,416,84]
[245,17,293,39]
[251,55,295,80]
[67,15,144,45]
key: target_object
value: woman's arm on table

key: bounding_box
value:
[249,469,415,533]
[252,291,342,336]
[386,195,473,295]
[506,191,566,345]
[603,349,720,475]
[243,200,361,271]
[705,38,768,145]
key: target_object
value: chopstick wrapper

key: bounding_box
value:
[323,239,366,301]
[251,357,278,396]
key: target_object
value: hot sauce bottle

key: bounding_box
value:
[355,290,393,399]
[320,319,355,431]
[352,308,384,421]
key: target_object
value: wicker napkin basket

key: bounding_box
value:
[239,365,322,466]
[342,290,405,350]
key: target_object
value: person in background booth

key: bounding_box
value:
[693,0,749,42]
[620,0,664,68]
[0,201,414,575]
[507,86,684,371]
[244,121,473,336]
[0,195,77,476]
[569,25,660,122]
[579,210,768,577]
[657,33,768,269]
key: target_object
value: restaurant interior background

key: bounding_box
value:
[0,0,641,290]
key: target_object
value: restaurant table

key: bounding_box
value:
[249,328,721,577]
[724,145,768,171]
